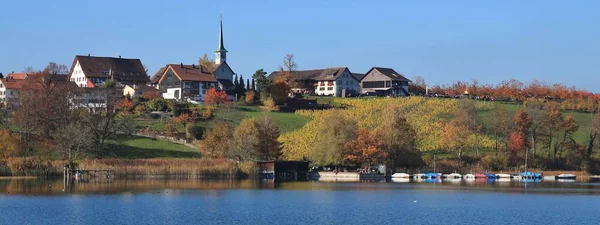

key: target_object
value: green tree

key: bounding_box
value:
[252,69,271,96]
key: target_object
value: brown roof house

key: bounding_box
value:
[67,55,149,88]
[0,72,70,107]
[154,64,219,101]
[268,67,361,97]
[359,67,411,96]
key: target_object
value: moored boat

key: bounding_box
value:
[495,174,511,179]
[424,172,440,179]
[391,173,411,178]
[464,174,475,179]
[443,173,462,179]
[485,173,497,179]
[556,174,577,180]
[520,171,542,179]
[474,173,487,179]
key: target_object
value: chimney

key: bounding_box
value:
[88,54,90,57]
[192,64,195,69]
[119,55,121,58]
[180,63,183,68]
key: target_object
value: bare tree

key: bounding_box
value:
[53,121,93,166]
[199,54,217,72]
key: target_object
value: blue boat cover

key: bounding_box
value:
[520,171,541,177]
[424,172,439,177]
[485,173,496,179]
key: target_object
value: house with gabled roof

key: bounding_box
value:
[0,72,69,106]
[155,63,219,100]
[268,67,361,97]
[67,55,149,88]
[359,67,411,96]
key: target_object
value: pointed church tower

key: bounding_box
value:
[215,13,227,65]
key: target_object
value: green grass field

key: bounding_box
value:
[477,101,593,144]
[105,134,201,159]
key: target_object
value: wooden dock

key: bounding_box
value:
[63,166,113,180]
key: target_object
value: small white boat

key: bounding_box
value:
[496,178,511,182]
[496,174,511,179]
[464,174,475,179]
[556,174,577,180]
[391,178,410,183]
[511,175,522,180]
[413,173,425,179]
[391,173,411,178]
[443,173,462,179]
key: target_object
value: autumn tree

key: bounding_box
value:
[344,128,387,168]
[586,111,600,158]
[233,118,260,161]
[142,91,161,101]
[0,129,21,158]
[199,53,217,72]
[311,112,357,166]
[200,120,234,159]
[488,104,513,155]
[52,122,93,167]
[244,91,256,105]
[376,105,422,169]
[409,75,427,95]
[255,114,282,161]
[524,99,546,156]
[269,81,290,105]
[554,115,579,160]
[115,98,134,114]
[205,87,229,106]
[540,102,563,157]
[440,100,479,159]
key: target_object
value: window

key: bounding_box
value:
[327,87,333,91]
[385,81,391,87]
[202,90,206,94]
[0,83,3,88]
[319,87,325,91]
[363,81,385,88]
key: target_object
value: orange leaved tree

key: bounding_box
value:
[205,88,229,106]
[344,128,387,168]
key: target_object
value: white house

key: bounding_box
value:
[267,67,361,97]
[155,64,219,101]
[67,55,149,88]
[314,67,360,96]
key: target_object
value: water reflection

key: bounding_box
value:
[1,177,600,195]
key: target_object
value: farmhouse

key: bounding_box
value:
[268,67,361,97]
[67,55,149,88]
[0,72,68,106]
[359,67,411,96]
[154,64,219,100]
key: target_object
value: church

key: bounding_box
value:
[150,15,236,101]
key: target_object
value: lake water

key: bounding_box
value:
[1,178,600,225]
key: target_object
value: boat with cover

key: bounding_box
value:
[556,174,577,180]
[391,173,411,178]
[495,174,511,179]
[442,173,462,179]
[423,172,440,179]
[484,173,497,179]
[464,174,475,179]
[520,171,542,179]
[474,173,487,179]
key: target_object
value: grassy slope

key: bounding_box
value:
[105,134,201,159]
[477,101,593,144]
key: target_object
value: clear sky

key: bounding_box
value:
[1,0,598,92]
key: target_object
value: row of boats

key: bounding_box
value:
[391,172,577,180]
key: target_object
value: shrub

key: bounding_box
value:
[185,122,196,140]
[202,107,213,120]
[147,99,167,111]
[244,91,256,105]
[134,104,147,115]
[480,154,508,171]
[165,122,177,136]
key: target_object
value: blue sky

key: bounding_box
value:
[1,0,598,92]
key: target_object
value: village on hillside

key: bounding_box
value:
[0,16,599,182]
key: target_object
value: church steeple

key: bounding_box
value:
[215,12,227,65]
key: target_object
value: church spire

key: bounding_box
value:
[215,12,227,65]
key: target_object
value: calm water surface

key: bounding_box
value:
[1,178,599,225]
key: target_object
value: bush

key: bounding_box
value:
[165,122,177,136]
[147,99,167,111]
[244,91,256,105]
[185,122,196,140]
[480,154,508,171]
[202,107,213,120]
[134,104,147,115]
